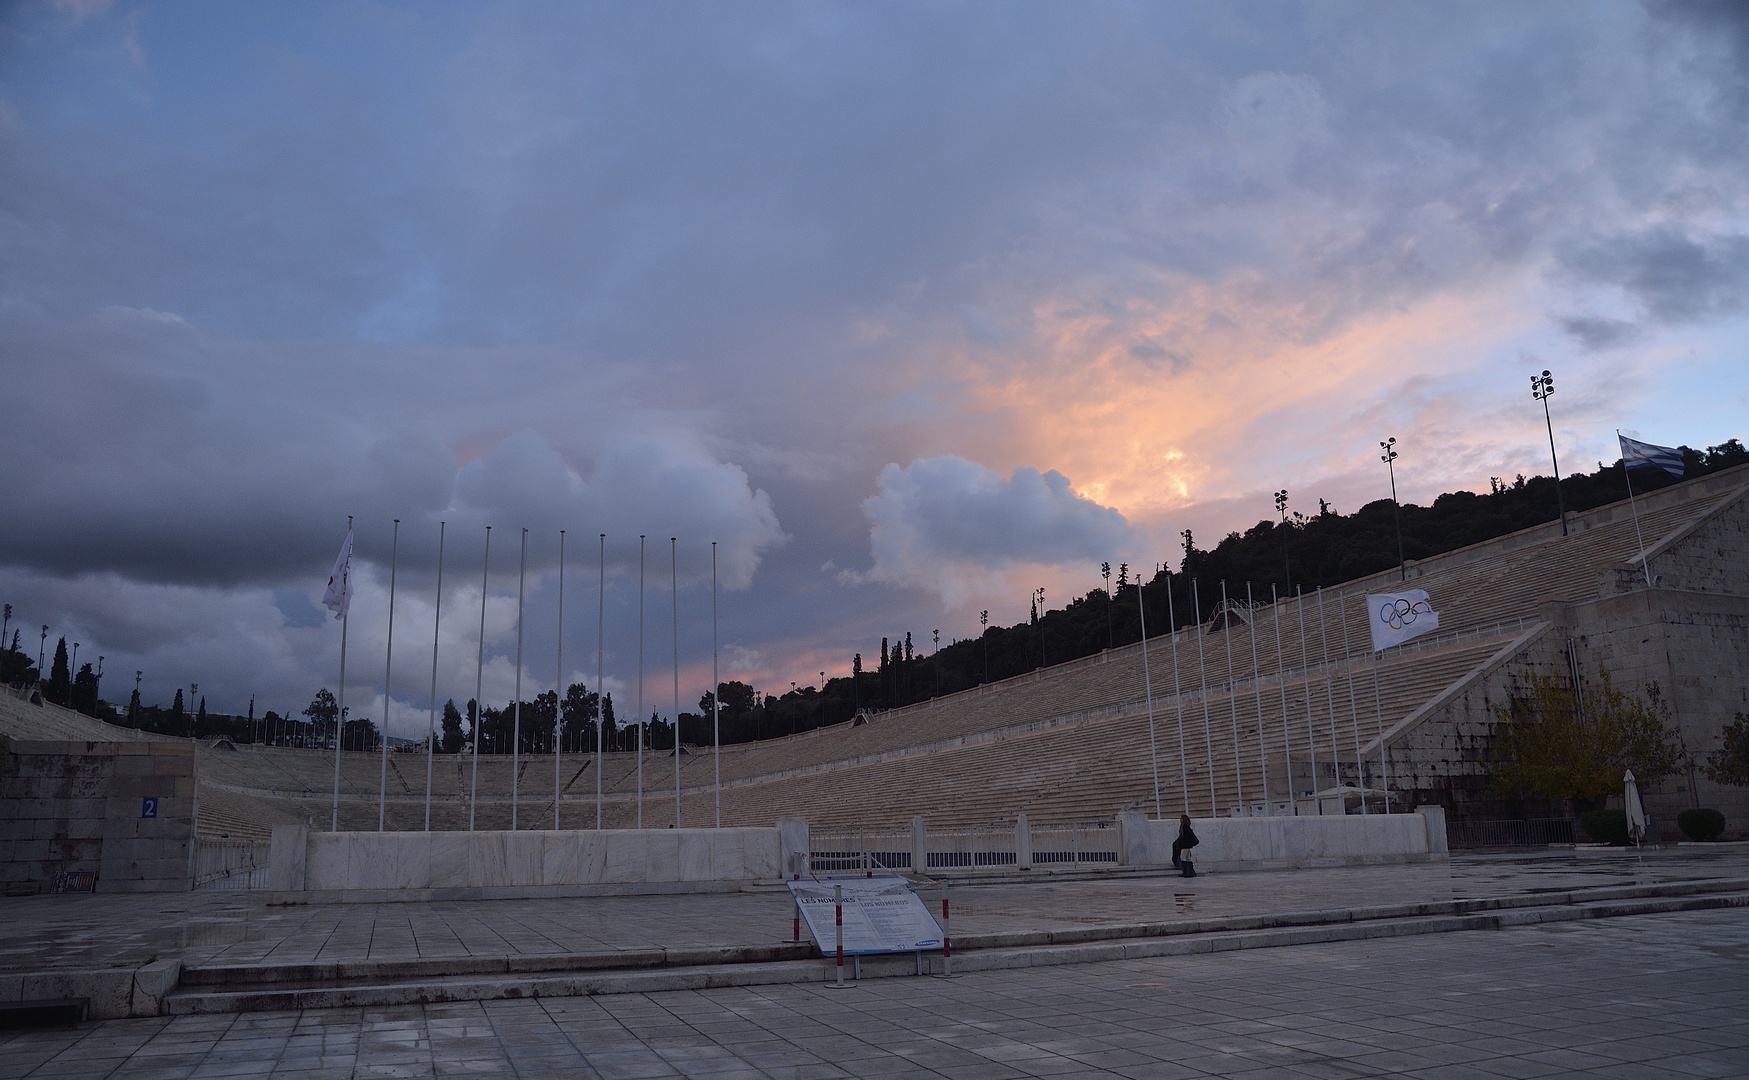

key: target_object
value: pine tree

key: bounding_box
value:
[441,699,465,754]
[49,637,70,705]
[173,688,185,717]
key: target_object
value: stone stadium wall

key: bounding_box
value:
[1,740,197,894]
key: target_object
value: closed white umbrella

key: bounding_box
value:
[1624,769,1647,847]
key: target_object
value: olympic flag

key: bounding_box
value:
[322,528,354,620]
[1366,589,1439,652]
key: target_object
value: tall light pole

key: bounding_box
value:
[38,625,48,680]
[931,630,940,697]
[820,671,827,728]
[95,656,103,710]
[1531,369,1567,536]
[1274,489,1291,593]
[1034,588,1047,668]
[1,605,11,664]
[979,610,989,683]
[1101,562,1113,649]
[1380,438,1406,582]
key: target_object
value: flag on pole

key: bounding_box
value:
[1366,589,1440,652]
[322,529,354,620]
[1618,435,1685,478]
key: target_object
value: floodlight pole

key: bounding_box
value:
[1035,588,1047,668]
[1274,490,1291,592]
[1381,438,1406,582]
[979,610,989,683]
[1532,370,1567,535]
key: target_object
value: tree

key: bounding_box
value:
[342,714,379,751]
[560,682,599,753]
[172,688,185,719]
[304,688,339,747]
[441,699,465,754]
[1,628,36,685]
[1487,667,1686,807]
[48,637,70,705]
[71,663,98,715]
[1704,713,1749,786]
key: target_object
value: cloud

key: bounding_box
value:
[851,456,1135,607]
[1559,229,1749,327]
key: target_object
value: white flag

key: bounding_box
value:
[1366,589,1439,652]
[322,529,354,620]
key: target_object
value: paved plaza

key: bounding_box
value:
[6,847,1748,975]
[2,906,1746,1079]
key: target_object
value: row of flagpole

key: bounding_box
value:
[322,523,723,833]
[1132,573,1396,819]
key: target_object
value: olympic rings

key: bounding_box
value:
[1379,598,1432,631]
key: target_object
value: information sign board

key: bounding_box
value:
[787,877,942,956]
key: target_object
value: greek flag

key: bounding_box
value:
[1619,435,1685,478]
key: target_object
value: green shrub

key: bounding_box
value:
[1677,808,1726,841]
[1579,809,1629,845]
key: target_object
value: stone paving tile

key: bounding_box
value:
[5,846,1749,976]
[4,906,1748,1078]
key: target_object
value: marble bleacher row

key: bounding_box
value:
[111,468,1749,831]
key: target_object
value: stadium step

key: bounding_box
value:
[159,876,1749,1014]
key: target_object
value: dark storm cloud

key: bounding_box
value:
[3,1,1748,710]
[1560,229,1749,327]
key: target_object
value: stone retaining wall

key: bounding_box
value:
[1,740,197,894]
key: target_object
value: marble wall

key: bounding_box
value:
[1120,807,1446,869]
[285,826,783,893]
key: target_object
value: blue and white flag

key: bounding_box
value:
[1366,589,1439,653]
[1619,434,1685,478]
[322,528,353,620]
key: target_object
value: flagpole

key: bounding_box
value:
[554,529,565,831]
[711,541,720,828]
[511,528,526,831]
[425,521,445,832]
[1192,580,1216,815]
[470,526,489,832]
[1338,590,1369,814]
[1370,648,1393,813]
[1166,572,1188,813]
[672,537,681,829]
[637,534,645,830]
[597,533,604,830]
[1312,587,1338,812]
[1220,581,1244,811]
[1136,573,1161,818]
[1272,585,1297,814]
[333,515,351,832]
[1619,431,1653,588]
[1246,583,1269,814]
[379,518,399,832]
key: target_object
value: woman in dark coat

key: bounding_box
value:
[1171,814,1198,877]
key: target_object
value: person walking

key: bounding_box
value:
[1171,813,1198,877]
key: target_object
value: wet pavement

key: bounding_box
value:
[5,845,1747,974]
[4,906,1746,1079]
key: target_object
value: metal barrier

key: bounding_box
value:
[193,837,271,890]
[810,827,913,873]
[1449,818,1577,848]
[926,825,1018,869]
[1029,821,1119,866]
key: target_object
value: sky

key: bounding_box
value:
[2,0,1746,735]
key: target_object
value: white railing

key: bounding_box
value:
[926,824,1018,870]
[193,837,271,891]
[1029,821,1119,867]
[809,827,914,873]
